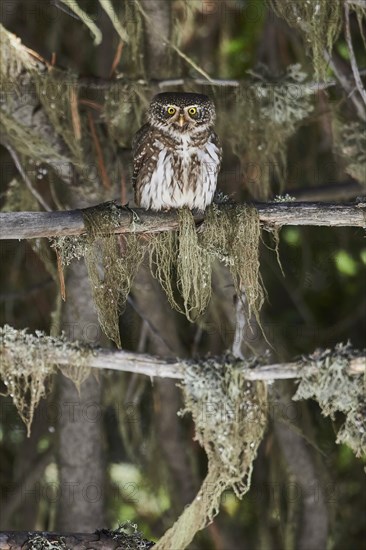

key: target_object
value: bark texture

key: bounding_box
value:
[56,262,106,531]
[275,416,329,550]
[1,202,365,240]
[139,0,172,79]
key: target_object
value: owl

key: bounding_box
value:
[132,92,222,211]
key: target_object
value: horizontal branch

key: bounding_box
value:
[0,530,153,549]
[1,325,364,380]
[1,202,365,240]
[78,73,366,91]
[16,344,366,381]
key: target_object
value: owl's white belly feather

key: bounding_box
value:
[139,136,221,211]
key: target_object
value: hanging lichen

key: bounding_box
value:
[155,355,267,549]
[51,203,150,348]
[293,342,366,458]
[149,205,265,325]
[333,119,366,186]
[201,203,266,324]
[0,110,68,166]
[2,177,60,285]
[0,326,53,437]
[52,203,266,344]
[150,208,212,322]
[181,355,268,491]
[219,64,314,198]
[0,325,93,436]
[0,26,70,165]
[103,81,148,148]
[270,0,343,79]
[33,68,84,166]
[82,203,147,348]
[0,22,37,80]
[50,235,89,267]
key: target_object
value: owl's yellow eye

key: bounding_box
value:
[188,107,197,116]
[167,106,176,116]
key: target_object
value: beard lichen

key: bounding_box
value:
[149,205,265,326]
[293,342,366,458]
[0,110,68,167]
[270,0,343,80]
[53,203,266,346]
[180,355,268,495]
[0,325,93,436]
[34,69,84,166]
[333,119,366,186]
[81,202,147,348]
[202,204,266,324]
[155,355,268,549]
[149,208,212,322]
[220,64,314,199]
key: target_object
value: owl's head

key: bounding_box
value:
[147,92,216,134]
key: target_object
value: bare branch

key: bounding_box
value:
[77,74,366,92]
[344,2,366,106]
[0,202,365,240]
[347,0,366,9]
[232,290,247,359]
[323,50,366,121]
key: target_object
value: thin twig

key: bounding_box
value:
[347,0,366,8]
[6,145,52,212]
[70,86,82,141]
[99,0,130,43]
[109,41,124,77]
[135,0,213,82]
[87,112,112,190]
[56,250,66,301]
[127,295,176,355]
[79,99,103,111]
[323,51,366,121]
[120,172,127,205]
[344,3,366,106]
[232,291,247,359]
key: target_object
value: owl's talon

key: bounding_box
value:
[122,203,141,226]
[196,220,205,233]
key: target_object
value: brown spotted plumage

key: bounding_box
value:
[132,92,222,211]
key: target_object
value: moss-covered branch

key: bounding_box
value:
[1,325,364,381]
[0,201,365,240]
[0,529,154,549]
[53,346,366,380]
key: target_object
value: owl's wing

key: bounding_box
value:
[132,124,156,206]
[210,130,223,169]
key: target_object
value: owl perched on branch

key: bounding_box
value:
[132,92,222,211]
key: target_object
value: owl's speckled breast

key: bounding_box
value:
[139,132,221,211]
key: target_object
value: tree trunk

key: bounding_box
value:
[56,261,106,531]
[140,0,172,79]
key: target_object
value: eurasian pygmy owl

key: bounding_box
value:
[132,92,222,211]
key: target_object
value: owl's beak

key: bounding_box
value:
[178,114,185,128]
